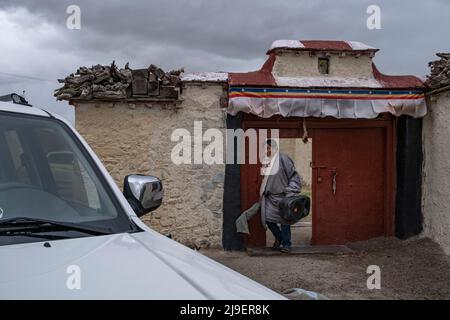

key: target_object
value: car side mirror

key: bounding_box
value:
[123,174,164,217]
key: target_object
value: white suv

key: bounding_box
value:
[0,101,284,300]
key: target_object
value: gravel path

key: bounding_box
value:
[201,237,450,299]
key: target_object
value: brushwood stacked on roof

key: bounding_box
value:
[426,53,450,90]
[54,61,184,101]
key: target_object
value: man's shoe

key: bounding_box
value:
[280,246,291,253]
[272,239,281,250]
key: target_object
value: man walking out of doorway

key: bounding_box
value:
[260,139,302,253]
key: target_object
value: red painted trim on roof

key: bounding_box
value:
[266,40,379,54]
[228,51,424,90]
[372,63,424,89]
[228,53,276,86]
[302,40,352,51]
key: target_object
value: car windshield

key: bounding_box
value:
[0,111,136,244]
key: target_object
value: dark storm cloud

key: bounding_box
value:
[0,0,449,120]
[2,0,449,72]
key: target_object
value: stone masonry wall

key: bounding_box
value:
[422,90,450,254]
[74,84,226,248]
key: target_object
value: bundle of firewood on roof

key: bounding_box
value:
[54,61,184,101]
[426,53,450,90]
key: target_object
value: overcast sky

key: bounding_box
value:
[0,0,449,123]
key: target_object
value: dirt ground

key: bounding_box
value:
[201,237,450,300]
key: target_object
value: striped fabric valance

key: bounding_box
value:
[228,87,427,119]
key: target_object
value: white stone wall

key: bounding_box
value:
[272,51,374,78]
[422,90,450,254]
[74,84,226,248]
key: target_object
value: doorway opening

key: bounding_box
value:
[239,115,396,248]
[265,137,313,247]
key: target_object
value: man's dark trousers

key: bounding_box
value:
[266,222,291,247]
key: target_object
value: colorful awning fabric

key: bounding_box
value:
[228,87,427,119]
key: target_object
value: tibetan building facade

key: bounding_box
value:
[59,40,432,250]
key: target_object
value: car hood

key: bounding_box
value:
[0,230,285,300]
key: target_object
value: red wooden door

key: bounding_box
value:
[240,132,266,247]
[240,161,266,247]
[312,128,386,245]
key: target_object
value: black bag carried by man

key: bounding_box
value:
[279,195,311,224]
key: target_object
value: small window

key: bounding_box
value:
[318,57,330,75]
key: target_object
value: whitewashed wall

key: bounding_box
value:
[74,83,226,248]
[422,90,450,254]
[272,52,374,78]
